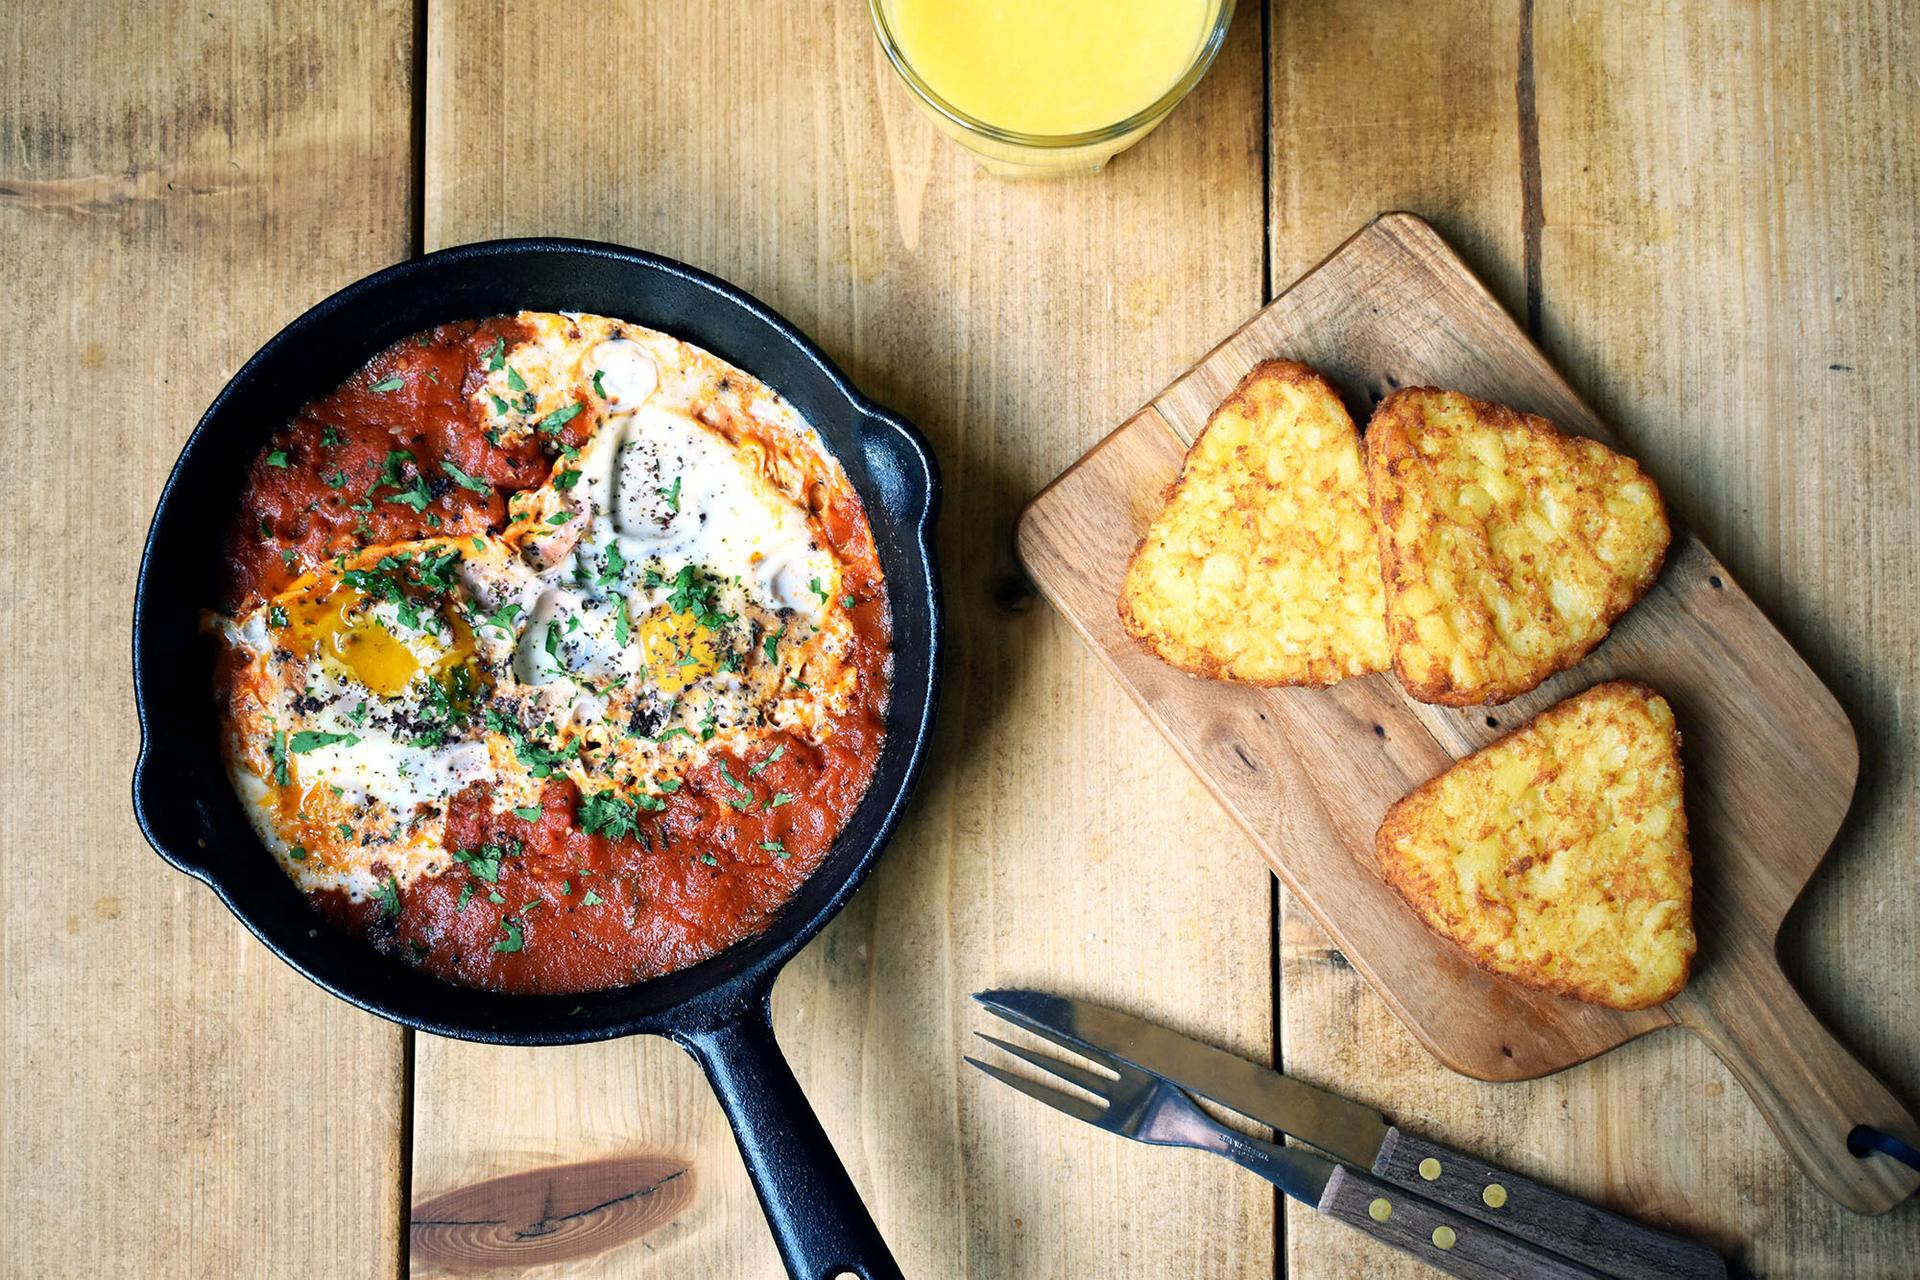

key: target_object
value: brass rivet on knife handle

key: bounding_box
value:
[1418,1157,1442,1181]
[1368,1197,1392,1222]
[1482,1182,1508,1209]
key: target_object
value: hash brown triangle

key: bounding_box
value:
[1119,360,1389,685]
[1365,388,1670,706]
[1376,680,1696,1010]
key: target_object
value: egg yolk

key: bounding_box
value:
[638,607,721,694]
[274,581,476,698]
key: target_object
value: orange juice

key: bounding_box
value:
[883,0,1217,137]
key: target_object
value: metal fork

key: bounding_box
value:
[968,1033,1603,1280]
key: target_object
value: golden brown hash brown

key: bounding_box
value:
[1376,681,1695,1010]
[1365,388,1670,706]
[1118,360,1389,685]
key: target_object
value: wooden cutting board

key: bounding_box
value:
[1015,213,1920,1214]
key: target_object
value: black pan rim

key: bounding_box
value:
[131,237,941,1045]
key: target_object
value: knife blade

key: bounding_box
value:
[974,987,1389,1165]
[974,989,1726,1280]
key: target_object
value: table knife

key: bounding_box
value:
[975,989,1726,1280]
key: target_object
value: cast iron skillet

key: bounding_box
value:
[131,239,939,1280]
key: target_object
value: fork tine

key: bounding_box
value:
[974,1033,1116,1100]
[972,997,1131,1073]
[965,1056,1106,1125]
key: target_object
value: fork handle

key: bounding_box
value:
[1373,1129,1727,1280]
[1319,1163,1605,1280]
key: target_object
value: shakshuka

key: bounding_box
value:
[210,312,890,993]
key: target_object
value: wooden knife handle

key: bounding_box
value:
[1373,1128,1727,1280]
[1320,1162,1606,1280]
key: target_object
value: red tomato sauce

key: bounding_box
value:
[221,318,892,994]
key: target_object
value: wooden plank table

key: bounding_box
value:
[2,1,1914,1275]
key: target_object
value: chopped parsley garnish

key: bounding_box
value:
[577,790,639,840]
[547,510,573,526]
[376,876,402,917]
[487,890,505,904]
[646,563,734,630]
[417,548,463,591]
[718,762,753,810]
[267,604,288,628]
[491,919,524,953]
[320,426,344,448]
[377,449,414,488]
[289,729,361,752]
[536,401,583,434]
[763,623,786,664]
[385,476,432,512]
[482,708,581,778]
[441,459,493,495]
[613,596,631,647]
[488,392,510,416]
[767,791,795,809]
[288,844,308,861]
[699,852,719,866]
[457,883,474,912]
[483,335,505,371]
[749,744,785,776]
[657,475,682,512]
[337,823,354,840]
[505,365,527,392]
[478,600,522,633]
[554,468,583,490]
[808,576,828,604]
[452,844,506,883]
[512,804,542,822]
[759,840,788,858]
[326,470,349,489]
[592,369,608,399]
[265,449,290,468]
[841,593,857,609]
[582,888,606,906]
[597,541,627,586]
[370,375,406,393]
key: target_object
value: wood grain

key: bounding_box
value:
[415,2,1274,1275]
[1531,1,1920,1270]
[6,0,1913,1274]
[1259,4,1920,1278]
[0,1,414,1275]
[1016,211,1918,1223]
[1318,1163,1601,1280]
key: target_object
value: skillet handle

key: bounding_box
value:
[676,994,902,1280]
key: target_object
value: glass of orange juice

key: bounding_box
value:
[870,0,1235,177]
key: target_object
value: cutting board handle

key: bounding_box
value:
[1670,957,1920,1214]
